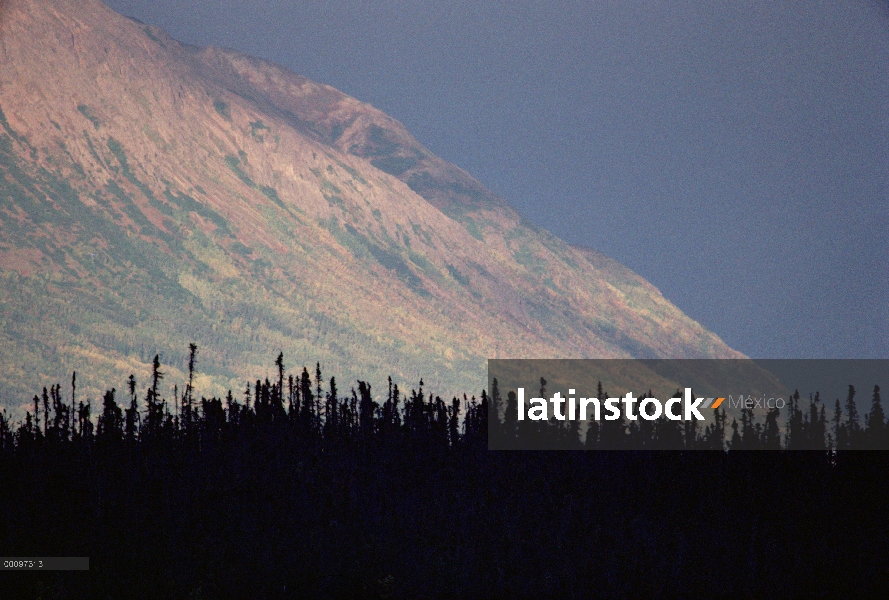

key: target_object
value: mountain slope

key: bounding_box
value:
[0,0,741,410]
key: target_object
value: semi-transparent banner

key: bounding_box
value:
[487,359,889,450]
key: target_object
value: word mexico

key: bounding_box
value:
[516,388,724,422]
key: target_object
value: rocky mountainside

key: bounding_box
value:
[0,0,741,411]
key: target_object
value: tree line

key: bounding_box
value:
[1,346,888,599]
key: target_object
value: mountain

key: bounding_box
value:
[0,0,741,412]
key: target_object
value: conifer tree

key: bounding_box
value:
[42,387,49,438]
[185,343,198,429]
[762,408,781,450]
[845,385,860,449]
[146,355,164,438]
[816,402,827,451]
[833,398,845,451]
[729,418,742,450]
[71,371,76,435]
[786,390,803,450]
[275,352,285,407]
[31,394,40,440]
[866,385,886,450]
[326,376,339,437]
[449,396,461,447]
[357,381,375,439]
[125,375,139,443]
[97,388,123,444]
[300,368,314,433]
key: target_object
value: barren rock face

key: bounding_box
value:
[0,0,741,412]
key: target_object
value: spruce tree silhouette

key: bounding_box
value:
[866,385,887,450]
[846,384,862,449]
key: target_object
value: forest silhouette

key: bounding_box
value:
[1,347,888,598]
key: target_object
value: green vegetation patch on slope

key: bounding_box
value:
[512,245,548,276]
[225,154,255,188]
[249,120,269,142]
[446,264,471,286]
[77,105,101,129]
[319,217,427,296]
[164,188,232,237]
[320,179,345,210]
[0,139,57,227]
[105,138,167,217]
[225,153,286,211]
[371,156,417,177]
[406,171,492,208]
[213,99,231,121]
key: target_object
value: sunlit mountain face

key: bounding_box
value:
[0,0,741,413]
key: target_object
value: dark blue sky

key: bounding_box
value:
[106,0,888,359]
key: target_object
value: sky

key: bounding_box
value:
[105,0,888,359]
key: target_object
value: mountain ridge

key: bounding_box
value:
[0,0,741,413]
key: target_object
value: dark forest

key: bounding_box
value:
[1,348,887,599]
